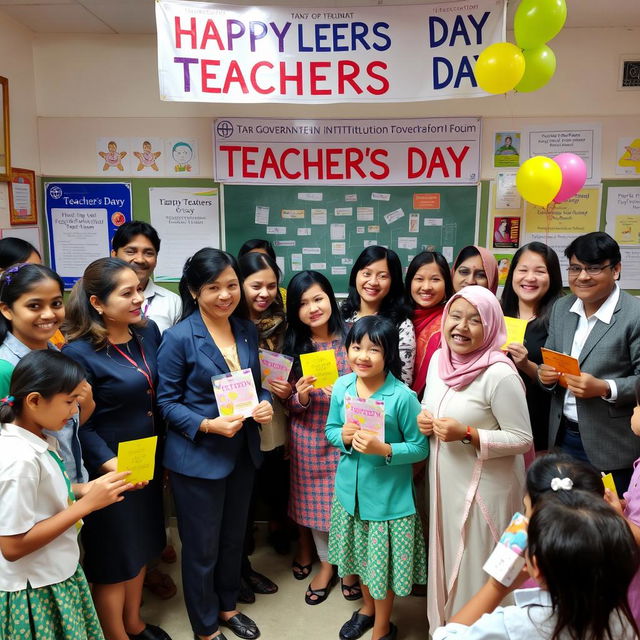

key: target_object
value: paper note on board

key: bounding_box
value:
[117,436,158,484]
[300,349,339,388]
[501,317,528,349]
[540,348,581,376]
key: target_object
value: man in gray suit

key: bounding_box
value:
[539,232,640,492]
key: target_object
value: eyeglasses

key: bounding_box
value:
[566,263,615,276]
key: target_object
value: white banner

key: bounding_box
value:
[213,117,481,185]
[156,0,505,104]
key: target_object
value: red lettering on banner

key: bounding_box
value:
[250,61,275,94]
[338,61,363,94]
[309,62,332,96]
[325,148,342,179]
[281,148,301,179]
[242,147,260,178]
[200,19,225,50]
[427,147,449,178]
[218,145,241,177]
[366,62,389,95]
[345,148,366,179]
[223,60,249,93]
[175,16,197,49]
[279,61,304,95]
[370,149,390,179]
[260,148,282,179]
[408,147,426,178]
[303,148,324,180]
[201,59,221,93]
[447,145,469,178]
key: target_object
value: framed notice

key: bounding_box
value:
[9,168,37,225]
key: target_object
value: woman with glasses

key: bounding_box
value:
[500,243,563,451]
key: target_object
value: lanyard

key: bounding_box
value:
[109,335,155,398]
[47,449,83,531]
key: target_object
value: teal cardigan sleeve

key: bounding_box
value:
[387,387,429,465]
[325,374,352,455]
[0,360,15,399]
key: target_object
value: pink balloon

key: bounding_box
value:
[553,153,587,203]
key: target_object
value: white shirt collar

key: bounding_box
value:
[0,422,58,454]
[143,278,169,300]
[569,283,620,324]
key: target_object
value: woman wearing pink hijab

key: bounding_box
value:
[451,246,499,294]
[417,286,532,630]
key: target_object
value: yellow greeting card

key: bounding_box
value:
[501,317,528,350]
[117,436,158,484]
[601,472,618,498]
[300,349,339,388]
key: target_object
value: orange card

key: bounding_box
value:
[540,348,581,376]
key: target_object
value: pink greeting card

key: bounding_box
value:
[258,349,294,390]
[212,369,259,419]
[345,395,385,441]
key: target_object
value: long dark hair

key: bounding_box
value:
[404,251,454,310]
[0,264,64,344]
[346,316,402,380]
[283,270,345,375]
[528,491,639,640]
[0,350,86,424]
[525,452,603,507]
[340,246,410,325]
[237,239,276,261]
[179,248,245,321]
[0,238,41,270]
[500,242,563,330]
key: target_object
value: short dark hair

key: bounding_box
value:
[501,242,563,330]
[238,239,276,261]
[345,315,402,380]
[564,232,621,266]
[0,350,86,424]
[179,248,245,321]
[341,246,410,325]
[0,237,41,270]
[405,251,454,309]
[111,221,161,254]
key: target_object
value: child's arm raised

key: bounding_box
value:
[0,471,132,562]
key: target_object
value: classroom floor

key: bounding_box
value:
[141,525,430,640]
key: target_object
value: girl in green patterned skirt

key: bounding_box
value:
[0,350,135,640]
[326,316,429,640]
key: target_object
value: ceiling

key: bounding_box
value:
[0,0,638,34]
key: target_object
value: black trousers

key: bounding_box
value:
[170,446,256,635]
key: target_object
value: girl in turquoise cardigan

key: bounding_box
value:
[326,316,429,640]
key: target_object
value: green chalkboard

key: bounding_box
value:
[223,184,479,292]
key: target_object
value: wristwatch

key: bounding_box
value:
[461,425,472,444]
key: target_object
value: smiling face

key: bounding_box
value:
[355,259,391,311]
[173,144,192,164]
[452,254,488,292]
[410,262,446,309]
[90,268,144,328]
[348,334,386,382]
[195,265,241,322]
[567,255,620,313]
[443,297,484,355]
[298,283,332,331]
[0,277,64,350]
[112,234,158,288]
[243,267,278,319]
[512,250,551,309]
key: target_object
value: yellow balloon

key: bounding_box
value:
[516,156,562,207]
[475,43,526,94]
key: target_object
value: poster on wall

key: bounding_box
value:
[494,132,520,168]
[616,137,640,176]
[213,117,481,185]
[45,182,132,289]
[605,185,640,288]
[520,124,602,185]
[149,187,220,281]
[521,186,601,285]
[156,0,506,104]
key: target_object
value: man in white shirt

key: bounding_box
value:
[539,232,640,492]
[111,221,182,333]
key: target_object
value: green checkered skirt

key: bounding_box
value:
[328,496,426,600]
[0,565,104,640]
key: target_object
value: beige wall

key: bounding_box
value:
[32,26,640,179]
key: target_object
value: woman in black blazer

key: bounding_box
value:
[157,249,272,640]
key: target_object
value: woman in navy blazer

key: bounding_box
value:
[157,249,273,640]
